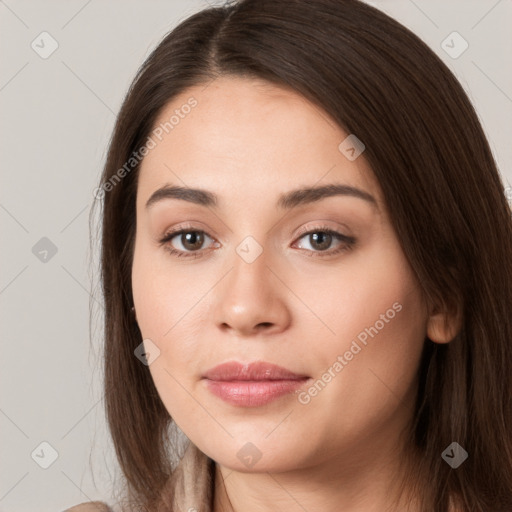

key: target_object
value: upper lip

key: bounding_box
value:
[202,361,309,381]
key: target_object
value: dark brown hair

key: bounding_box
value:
[90,0,512,510]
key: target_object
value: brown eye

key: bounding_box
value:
[179,231,205,251]
[158,225,355,260]
[159,228,217,259]
[307,232,333,251]
[293,226,356,258]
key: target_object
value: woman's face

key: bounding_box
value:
[131,76,429,473]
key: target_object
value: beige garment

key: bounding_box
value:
[65,442,214,512]
[65,503,113,512]
[162,441,215,512]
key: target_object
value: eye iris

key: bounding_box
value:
[182,231,204,251]
[310,232,332,251]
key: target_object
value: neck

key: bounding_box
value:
[213,430,423,512]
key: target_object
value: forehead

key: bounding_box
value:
[136,76,382,210]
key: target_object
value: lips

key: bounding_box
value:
[202,361,308,381]
[202,361,310,407]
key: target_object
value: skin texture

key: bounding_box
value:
[131,76,459,512]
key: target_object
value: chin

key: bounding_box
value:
[198,436,313,474]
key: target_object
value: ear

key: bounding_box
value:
[426,301,462,344]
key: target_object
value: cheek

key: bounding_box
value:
[132,239,189,337]
[289,236,426,355]
[131,242,208,430]
[131,240,212,375]
[299,244,427,428]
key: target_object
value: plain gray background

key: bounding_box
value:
[1,1,511,511]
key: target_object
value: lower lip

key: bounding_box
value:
[204,379,309,407]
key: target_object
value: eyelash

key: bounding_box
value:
[158,224,356,260]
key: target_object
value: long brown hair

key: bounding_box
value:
[90,0,512,510]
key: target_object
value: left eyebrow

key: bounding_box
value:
[277,183,377,210]
[145,183,378,211]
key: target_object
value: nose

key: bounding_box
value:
[213,248,292,337]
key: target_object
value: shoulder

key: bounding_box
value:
[64,501,113,512]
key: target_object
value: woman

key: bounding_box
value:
[70,0,512,510]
